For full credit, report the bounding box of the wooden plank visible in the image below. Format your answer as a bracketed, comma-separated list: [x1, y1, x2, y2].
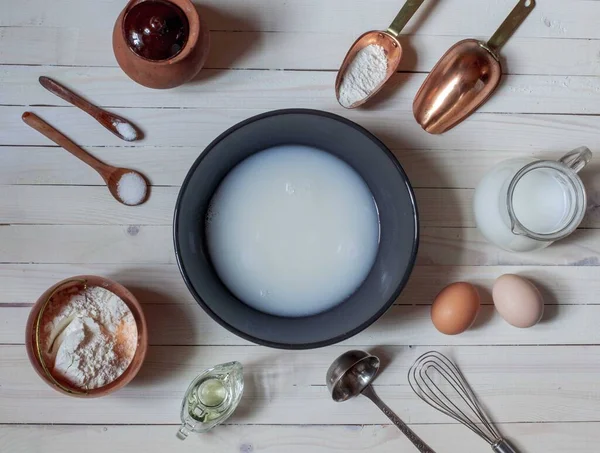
[0, 146, 198, 186]
[1, 0, 598, 40]
[2, 264, 598, 306]
[418, 189, 596, 231]
[0, 423, 598, 453]
[0, 225, 174, 264]
[397, 266, 600, 307]
[2, 28, 600, 75]
[0, 146, 196, 186]
[1, 345, 599, 424]
[0, 27, 117, 67]
[4, 106, 600, 152]
[2, 225, 599, 266]
[3, 146, 600, 192]
[400, 149, 600, 191]
[418, 227, 600, 266]
[2, 303, 600, 346]
[0, 264, 192, 304]
[3, 302, 600, 346]
[3, 182, 596, 228]
[0, 186, 178, 225]
[0, 186, 480, 228]
[4, 66, 600, 115]
[1, 181, 597, 231]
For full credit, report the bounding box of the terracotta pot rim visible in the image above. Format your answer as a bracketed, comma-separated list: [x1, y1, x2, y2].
[120, 0, 201, 65]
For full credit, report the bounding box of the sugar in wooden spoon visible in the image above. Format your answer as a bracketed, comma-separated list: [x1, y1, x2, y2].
[22, 112, 148, 206]
[39, 76, 140, 142]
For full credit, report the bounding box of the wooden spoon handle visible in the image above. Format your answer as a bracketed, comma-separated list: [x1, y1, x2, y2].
[22, 112, 111, 179]
[39, 76, 102, 118]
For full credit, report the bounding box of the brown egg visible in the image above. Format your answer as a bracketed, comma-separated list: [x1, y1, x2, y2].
[431, 282, 480, 335]
[493, 274, 544, 328]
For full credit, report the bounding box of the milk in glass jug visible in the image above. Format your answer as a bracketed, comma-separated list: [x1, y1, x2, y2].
[473, 147, 592, 252]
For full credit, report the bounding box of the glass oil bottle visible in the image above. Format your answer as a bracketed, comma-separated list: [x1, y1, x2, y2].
[177, 361, 244, 440]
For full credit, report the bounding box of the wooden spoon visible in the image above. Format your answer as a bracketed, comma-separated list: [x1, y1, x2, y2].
[39, 76, 140, 142]
[22, 112, 148, 206]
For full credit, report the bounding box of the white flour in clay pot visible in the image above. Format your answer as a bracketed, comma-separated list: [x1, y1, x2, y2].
[41, 285, 138, 390]
[338, 44, 388, 108]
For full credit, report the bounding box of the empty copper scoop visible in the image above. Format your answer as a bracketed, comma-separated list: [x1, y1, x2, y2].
[413, 0, 535, 134]
[336, 0, 426, 109]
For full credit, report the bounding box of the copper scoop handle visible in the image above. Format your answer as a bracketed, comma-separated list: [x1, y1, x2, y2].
[387, 0, 426, 37]
[487, 0, 536, 53]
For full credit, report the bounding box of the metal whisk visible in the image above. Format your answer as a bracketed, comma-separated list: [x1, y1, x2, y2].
[408, 351, 521, 453]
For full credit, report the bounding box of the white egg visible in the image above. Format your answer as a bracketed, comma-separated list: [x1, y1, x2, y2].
[493, 274, 544, 328]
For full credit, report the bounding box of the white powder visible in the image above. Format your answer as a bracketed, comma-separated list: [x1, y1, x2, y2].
[117, 172, 147, 205]
[42, 286, 138, 390]
[338, 44, 388, 108]
[113, 121, 138, 142]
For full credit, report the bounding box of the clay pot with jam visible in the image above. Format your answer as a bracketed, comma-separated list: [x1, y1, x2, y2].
[113, 0, 210, 89]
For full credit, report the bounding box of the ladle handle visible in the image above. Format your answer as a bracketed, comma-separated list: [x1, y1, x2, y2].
[387, 0, 426, 37]
[487, 0, 536, 53]
[22, 112, 112, 179]
[362, 386, 437, 453]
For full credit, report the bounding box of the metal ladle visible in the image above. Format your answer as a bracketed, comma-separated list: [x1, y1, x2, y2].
[413, 0, 536, 134]
[335, 0, 426, 109]
[326, 350, 436, 453]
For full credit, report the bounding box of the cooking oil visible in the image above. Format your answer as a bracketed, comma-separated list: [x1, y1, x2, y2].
[177, 361, 244, 439]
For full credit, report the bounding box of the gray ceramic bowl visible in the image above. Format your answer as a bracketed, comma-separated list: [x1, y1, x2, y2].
[174, 109, 418, 349]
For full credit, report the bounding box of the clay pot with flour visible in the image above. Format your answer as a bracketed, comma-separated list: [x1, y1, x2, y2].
[25, 275, 148, 398]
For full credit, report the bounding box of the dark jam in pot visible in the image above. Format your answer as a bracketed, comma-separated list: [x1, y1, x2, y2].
[124, 0, 190, 61]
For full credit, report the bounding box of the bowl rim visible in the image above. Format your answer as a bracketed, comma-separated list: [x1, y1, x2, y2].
[173, 108, 419, 349]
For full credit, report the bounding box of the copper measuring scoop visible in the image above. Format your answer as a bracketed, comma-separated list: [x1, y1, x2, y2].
[413, 0, 536, 134]
[336, 0, 426, 109]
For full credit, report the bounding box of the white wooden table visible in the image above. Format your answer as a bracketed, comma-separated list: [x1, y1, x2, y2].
[1, 0, 600, 451]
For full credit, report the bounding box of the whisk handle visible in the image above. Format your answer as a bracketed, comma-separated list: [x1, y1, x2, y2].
[493, 439, 520, 453]
[362, 386, 437, 453]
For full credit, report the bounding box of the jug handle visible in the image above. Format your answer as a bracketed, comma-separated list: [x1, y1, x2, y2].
[559, 146, 592, 173]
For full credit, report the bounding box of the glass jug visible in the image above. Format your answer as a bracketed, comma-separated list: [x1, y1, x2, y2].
[177, 361, 244, 440]
[473, 146, 592, 252]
